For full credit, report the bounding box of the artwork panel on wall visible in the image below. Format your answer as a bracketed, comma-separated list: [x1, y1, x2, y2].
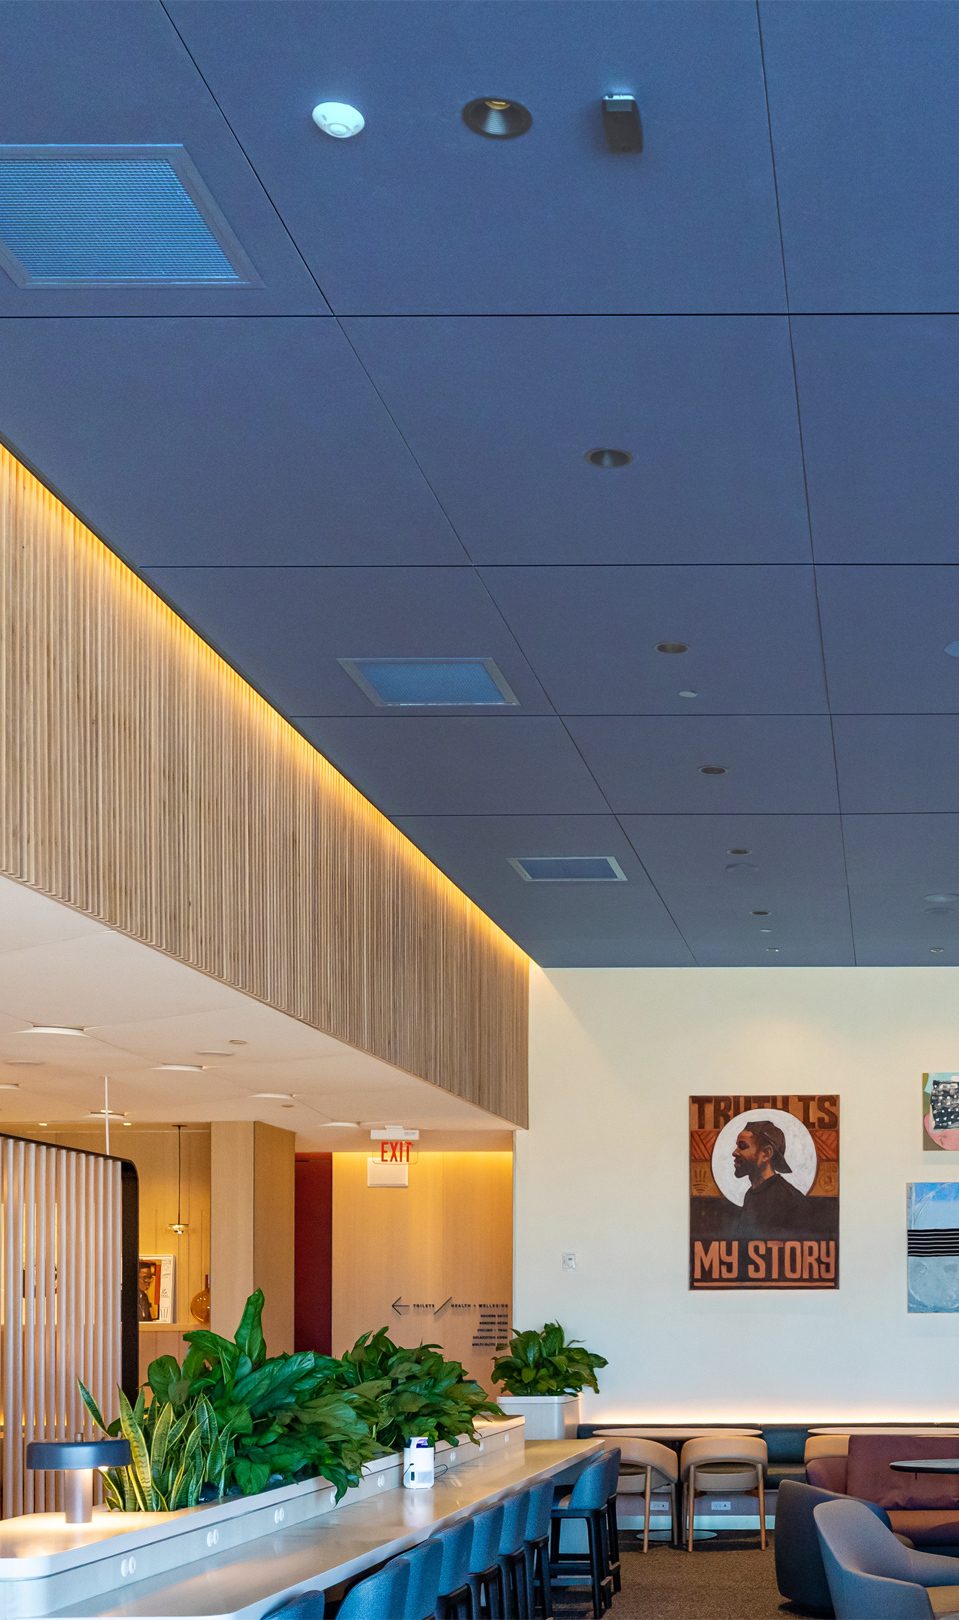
[138, 1254, 175, 1324]
[907, 1183, 959, 1313]
[922, 1073, 959, 1151]
[689, 1095, 839, 1290]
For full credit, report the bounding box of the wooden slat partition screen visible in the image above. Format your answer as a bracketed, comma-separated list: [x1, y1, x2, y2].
[0, 1137, 125, 1518]
[0, 444, 528, 1125]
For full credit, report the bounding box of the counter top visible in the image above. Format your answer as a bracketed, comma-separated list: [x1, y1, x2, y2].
[47, 1436, 601, 1620]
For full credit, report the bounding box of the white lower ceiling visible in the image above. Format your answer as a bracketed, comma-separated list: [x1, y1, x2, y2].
[0, 874, 514, 1151]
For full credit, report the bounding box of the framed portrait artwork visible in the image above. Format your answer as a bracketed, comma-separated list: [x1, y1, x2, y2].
[690, 1095, 840, 1290]
[137, 1254, 175, 1324]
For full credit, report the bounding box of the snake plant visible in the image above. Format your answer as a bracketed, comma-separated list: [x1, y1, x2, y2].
[78, 1382, 237, 1511]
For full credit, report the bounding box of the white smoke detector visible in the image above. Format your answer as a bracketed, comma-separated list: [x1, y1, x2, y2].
[312, 102, 365, 139]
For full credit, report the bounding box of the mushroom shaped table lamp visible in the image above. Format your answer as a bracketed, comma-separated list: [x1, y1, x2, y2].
[26, 1437, 131, 1523]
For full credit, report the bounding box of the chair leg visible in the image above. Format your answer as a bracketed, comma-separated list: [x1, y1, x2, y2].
[757, 1469, 767, 1551]
[669, 1482, 678, 1548]
[686, 1469, 696, 1552]
[642, 1468, 651, 1554]
[585, 1513, 603, 1619]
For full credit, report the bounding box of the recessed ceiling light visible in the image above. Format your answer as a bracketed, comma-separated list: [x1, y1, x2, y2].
[37, 1121, 49, 1128]
[931, 947, 945, 955]
[585, 448, 632, 469]
[678, 689, 699, 699]
[752, 909, 770, 917]
[196, 1050, 233, 1058]
[87, 1109, 126, 1121]
[25, 1025, 87, 1037]
[925, 894, 959, 907]
[727, 848, 751, 856]
[155, 1063, 206, 1073]
[341, 656, 518, 709]
[122, 1120, 132, 1126]
[655, 642, 688, 655]
[6, 1059, 44, 1067]
[945, 643, 959, 658]
[759, 928, 773, 934]
[252, 1092, 294, 1100]
[462, 98, 532, 139]
[699, 765, 727, 776]
[228, 1039, 247, 1046]
[0, 1083, 19, 1091]
[767, 947, 781, 954]
[325, 1120, 359, 1128]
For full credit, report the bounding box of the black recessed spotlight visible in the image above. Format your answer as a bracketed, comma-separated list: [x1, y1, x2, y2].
[727, 848, 750, 856]
[462, 98, 532, 138]
[656, 641, 688, 655]
[751, 909, 770, 917]
[698, 764, 727, 776]
[585, 448, 632, 469]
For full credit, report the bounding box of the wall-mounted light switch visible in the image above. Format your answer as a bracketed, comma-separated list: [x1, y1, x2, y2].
[562, 1252, 577, 1271]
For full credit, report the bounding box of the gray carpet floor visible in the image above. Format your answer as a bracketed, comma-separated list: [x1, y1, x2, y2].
[552, 1531, 819, 1620]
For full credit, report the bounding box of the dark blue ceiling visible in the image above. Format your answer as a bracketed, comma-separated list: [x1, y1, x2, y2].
[2, 0, 959, 967]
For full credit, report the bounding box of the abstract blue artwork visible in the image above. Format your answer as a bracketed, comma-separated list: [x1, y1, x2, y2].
[907, 1183, 959, 1312]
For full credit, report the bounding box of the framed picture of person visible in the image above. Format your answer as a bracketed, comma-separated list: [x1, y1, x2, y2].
[137, 1254, 175, 1324]
[689, 1096, 839, 1290]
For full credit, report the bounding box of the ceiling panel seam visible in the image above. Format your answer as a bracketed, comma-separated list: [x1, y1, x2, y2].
[157, 0, 330, 311]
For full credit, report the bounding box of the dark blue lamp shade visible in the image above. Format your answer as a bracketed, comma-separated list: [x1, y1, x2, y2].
[27, 1437, 131, 1523]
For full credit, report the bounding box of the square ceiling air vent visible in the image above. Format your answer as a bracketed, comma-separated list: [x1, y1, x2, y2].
[340, 657, 519, 708]
[509, 856, 628, 882]
[0, 146, 256, 286]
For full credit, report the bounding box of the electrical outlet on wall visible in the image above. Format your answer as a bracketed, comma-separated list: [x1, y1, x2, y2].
[711, 1500, 732, 1511]
[562, 1252, 576, 1271]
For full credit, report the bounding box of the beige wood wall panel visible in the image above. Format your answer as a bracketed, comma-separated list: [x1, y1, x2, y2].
[331, 1152, 512, 1389]
[210, 1122, 294, 1353]
[51, 1126, 211, 1384]
[0, 445, 528, 1126]
[0, 1138, 122, 1518]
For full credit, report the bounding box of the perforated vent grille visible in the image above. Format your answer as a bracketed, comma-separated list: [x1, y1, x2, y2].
[509, 856, 628, 882]
[340, 657, 519, 707]
[0, 148, 252, 285]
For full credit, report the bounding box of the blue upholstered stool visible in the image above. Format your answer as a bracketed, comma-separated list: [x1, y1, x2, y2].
[497, 1490, 532, 1617]
[524, 1481, 556, 1620]
[433, 1521, 474, 1619]
[397, 1538, 444, 1620]
[467, 1503, 506, 1619]
[337, 1558, 411, 1620]
[550, 1450, 621, 1619]
[263, 1592, 325, 1619]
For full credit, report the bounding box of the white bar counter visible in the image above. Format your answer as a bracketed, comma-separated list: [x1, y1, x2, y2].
[1, 1423, 602, 1620]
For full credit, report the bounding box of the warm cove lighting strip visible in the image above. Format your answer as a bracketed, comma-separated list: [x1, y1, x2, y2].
[0, 441, 529, 1120]
[1, 1136, 122, 1518]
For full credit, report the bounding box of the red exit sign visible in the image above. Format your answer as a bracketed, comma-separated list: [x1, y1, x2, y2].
[380, 1140, 411, 1164]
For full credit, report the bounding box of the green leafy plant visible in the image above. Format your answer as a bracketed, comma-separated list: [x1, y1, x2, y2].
[491, 1322, 608, 1396]
[323, 1328, 504, 1449]
[81, 1291, 382, 1509]
[78, 1383, 237, 1511]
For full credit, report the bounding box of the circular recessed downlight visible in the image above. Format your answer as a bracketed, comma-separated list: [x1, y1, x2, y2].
[727, 847, 751, 856]
[767, 947, 781, 954]
[37, 1121, 49, 1128]
[253, 1092, 294, 1100]
[655, 641, 688, 655]
[228, 1039, 247, 1046]
[759, 928, 773, 934]
[945, 643, 959, 658]
[585, 448, 632, 469]
[751, 909, 770, 917]
[931, 946, 945, 954]
[462, 97, 532, 138]
[156, 1063, 205, 1073]
[0, 1083, 19, 1091]
[699, 764, 727, 776]
[925, 894, 959, 907]
[678, 689, 699, 699]
[325, 1121, 360, 1128]
[311, 102, 365, 139]
[196, 1050, 233, 1058]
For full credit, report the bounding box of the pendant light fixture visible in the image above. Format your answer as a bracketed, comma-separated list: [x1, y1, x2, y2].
[168, 1124, 188, 1236]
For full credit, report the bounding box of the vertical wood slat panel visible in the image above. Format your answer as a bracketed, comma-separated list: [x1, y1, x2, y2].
[1, 1143, 123, 1518]
[0, 444, 528, 1126]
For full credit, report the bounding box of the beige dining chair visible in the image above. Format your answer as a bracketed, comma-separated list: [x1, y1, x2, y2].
[679, 1435, 768, 1552]
[612, 1438, 680, 1551]
[804, 1434, 850, 1465]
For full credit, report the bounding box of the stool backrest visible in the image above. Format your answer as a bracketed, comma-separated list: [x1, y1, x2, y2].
[524, 1480, 554, 1542]
[499, 1489, 532, 1555]
[469, 1502, 505, 1570]
[263, 1592, 325, 1619]
[398, 1539, 444, 1620]
[338, 1559, 410, 1620]
[433, 1521, 473, 1597]
[569, 1449, 621, 1510]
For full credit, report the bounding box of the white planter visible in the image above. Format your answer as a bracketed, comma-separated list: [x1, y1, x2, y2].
[496, 1394, 581, 1440]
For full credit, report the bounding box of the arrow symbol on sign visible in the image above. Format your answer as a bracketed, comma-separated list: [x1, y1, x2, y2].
[433, 1296, 453, 1319]
[392, 1296, 410, 1316]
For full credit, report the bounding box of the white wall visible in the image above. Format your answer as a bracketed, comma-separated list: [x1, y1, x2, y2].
[514, 966, 959, 1421]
